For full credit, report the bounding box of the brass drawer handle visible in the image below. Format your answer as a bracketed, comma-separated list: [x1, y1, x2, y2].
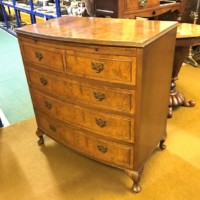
[93, 92, 105, 101]
[95, 118, 107, 128]
[45, 101, 52, 110]
[49, 124, 56, 132]
[35, 51, 43, 61]
[91, 61, 104, 73]
[40, 77, 48, 86]
[138, 0, 147, 7]
[97, 145, 108, 153]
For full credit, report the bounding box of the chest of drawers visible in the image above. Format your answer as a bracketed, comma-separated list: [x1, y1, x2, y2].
[16, 16, 177, 193]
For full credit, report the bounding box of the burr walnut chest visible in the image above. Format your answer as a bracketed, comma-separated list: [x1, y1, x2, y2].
[16, 16, 177, 193]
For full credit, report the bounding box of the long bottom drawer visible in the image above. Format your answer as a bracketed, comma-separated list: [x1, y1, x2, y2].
[36, 111, 134, 169]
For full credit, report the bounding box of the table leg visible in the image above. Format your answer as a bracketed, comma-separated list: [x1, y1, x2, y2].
[184, 46, 199, 67]
[168, 78, 195, 118]
[168, 45, 196, 118]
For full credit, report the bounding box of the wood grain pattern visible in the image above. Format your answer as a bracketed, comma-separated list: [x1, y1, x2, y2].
[37, 111, 134, 169]
[32, 89, 134, 142]
[16, 16, 177, 193]
[22, 43, 64, 71]
[27, 68, 135, 114]
[65, 51, 136, 84]
[16, 16, 177, 47]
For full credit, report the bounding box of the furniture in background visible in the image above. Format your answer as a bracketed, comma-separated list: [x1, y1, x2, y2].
[168, 23, 200, 117]
[179, 0, 200, 24]
[16, 16, 177, 193]
[94, 0, 185, 19]
[159, 0, 200, 67]
[183, 0, 200, 67]
[0, 0, 188, 35]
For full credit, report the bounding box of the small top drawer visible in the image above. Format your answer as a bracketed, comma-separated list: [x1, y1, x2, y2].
[65, 50, 136, 85]
[21, 43, 64, 71]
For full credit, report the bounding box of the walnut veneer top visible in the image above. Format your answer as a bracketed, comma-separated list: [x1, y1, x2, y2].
[16, 16, 177, 47]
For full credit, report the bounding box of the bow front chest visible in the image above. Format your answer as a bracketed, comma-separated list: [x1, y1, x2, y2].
[16, 16, 177, 192]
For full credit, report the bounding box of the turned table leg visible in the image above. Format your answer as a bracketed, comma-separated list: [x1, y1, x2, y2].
[184, 46, 199, 67]
[168, 44, 196, 118]
[168, 78, 195, 118]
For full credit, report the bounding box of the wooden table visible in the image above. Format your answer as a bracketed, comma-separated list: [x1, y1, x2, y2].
[168, 23, 200, 118]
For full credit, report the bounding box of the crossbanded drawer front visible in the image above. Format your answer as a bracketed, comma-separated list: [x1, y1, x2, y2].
[77, 133, 133, 169]
[65, 51, 136, 85]
[36, 111, 77, 147]
[27, 68, 135, 113]
[36, 111, 133, 169]
[22, 44, 64, 71]
[32, 90, 134, 142]
[36, 112, 61, 141]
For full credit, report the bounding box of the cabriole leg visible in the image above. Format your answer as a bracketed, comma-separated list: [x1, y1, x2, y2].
[159, 137, 166, 150]
[124, 169, 143, 193]
[159, 131, 167, 150]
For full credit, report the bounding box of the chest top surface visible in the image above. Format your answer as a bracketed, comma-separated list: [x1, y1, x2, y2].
[16, 16, 177, 47]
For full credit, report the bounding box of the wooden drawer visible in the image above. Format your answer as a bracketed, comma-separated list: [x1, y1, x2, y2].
[27, 68, 135, 113]
[77, 132, 134, 169]
[65, 50, 136, 85]
[21, 43, 64, 71]
[126, 0, 159, 10]
[36, 111, 76, 147]
[32, 89, 134, 142]
[36, 112, 61, 141]
[36, 111, 133, 169]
